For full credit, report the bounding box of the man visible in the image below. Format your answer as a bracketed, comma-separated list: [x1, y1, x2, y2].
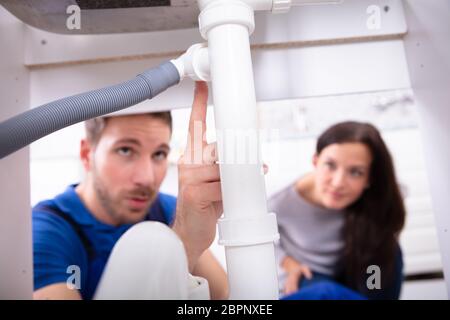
[32, 82, 228, 299]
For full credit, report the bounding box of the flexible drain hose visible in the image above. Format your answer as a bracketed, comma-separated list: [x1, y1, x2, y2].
[0, 61, 180, 159]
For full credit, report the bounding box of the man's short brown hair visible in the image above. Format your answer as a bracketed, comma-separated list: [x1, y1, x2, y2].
[85, 112, 172, 145]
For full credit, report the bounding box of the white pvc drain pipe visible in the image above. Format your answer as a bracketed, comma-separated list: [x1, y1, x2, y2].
[199, 0, 280, 300]
[193, 0, 343, 300]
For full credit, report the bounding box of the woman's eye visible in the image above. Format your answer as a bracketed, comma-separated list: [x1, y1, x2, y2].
[153, 150, 168, 161]
[350, 169, 363, 177]
[117, 147, 133, 156]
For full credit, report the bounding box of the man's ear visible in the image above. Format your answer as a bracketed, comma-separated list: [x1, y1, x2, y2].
[80, 139, 93, 171]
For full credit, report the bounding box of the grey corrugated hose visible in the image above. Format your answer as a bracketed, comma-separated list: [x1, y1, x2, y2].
[0, 61, 180, 159]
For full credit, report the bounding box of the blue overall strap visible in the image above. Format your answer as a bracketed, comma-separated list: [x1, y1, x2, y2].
[34, 204, 95, 260]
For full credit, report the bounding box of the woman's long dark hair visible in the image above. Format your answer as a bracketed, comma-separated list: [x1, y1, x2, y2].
[316, 121, 406, 291]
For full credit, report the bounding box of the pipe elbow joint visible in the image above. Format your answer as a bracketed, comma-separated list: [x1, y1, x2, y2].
[171, 43, 211, 82]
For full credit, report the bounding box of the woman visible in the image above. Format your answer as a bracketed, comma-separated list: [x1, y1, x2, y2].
[269, 121, 406, 300]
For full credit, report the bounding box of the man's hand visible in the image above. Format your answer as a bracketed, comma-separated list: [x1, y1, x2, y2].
[282, 255, 313, 295]
[172, 82, 223, 273]
[33, 283, 82, 300]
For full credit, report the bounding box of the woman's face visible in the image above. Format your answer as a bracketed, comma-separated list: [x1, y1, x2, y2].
[313, 142, 372, 210]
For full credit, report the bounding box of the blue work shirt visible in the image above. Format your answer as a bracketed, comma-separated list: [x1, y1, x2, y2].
[32, 184, 176, 300]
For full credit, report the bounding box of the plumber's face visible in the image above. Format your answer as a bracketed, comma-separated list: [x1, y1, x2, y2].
[313, 142, 372, 210]
[89, 115, 171, 224]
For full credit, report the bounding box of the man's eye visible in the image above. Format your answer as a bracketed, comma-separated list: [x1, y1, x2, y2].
[325, 161, 335, 169]
[153, 150, 168, 161]
[117, 147, 133, 156]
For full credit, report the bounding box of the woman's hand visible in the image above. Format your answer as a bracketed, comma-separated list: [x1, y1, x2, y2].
[282, 255, 313, 295]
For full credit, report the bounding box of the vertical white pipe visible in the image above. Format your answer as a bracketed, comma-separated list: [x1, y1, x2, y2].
[199, 0, 279, 299]
[208, 24, 267, 220]
[225, 243, 279, 299]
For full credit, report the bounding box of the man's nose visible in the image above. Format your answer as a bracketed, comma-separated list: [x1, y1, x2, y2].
[132, 158, 156, 187]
